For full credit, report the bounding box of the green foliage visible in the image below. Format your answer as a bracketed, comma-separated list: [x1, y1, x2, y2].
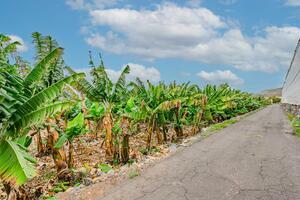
[0, 34, 85, 186]
[87, 102, 105, 119]
[45, 197, 57, 200]
[0, 140, 36, 185]
[0, 33, 271, 190]
[17, 135, 33, 148]
[208, 119, 237, 132]
[55, 112, 86, 148]
[32, 32, 65, 87]
[288, 114, 296, 121]
[98, 163, 113, 173]
[128, 169, 139, 179]
[51, 181, 70, 193]
[140, 146, 161, 155]
[291, 118, 300, 137]
[23, 47, 63, 90]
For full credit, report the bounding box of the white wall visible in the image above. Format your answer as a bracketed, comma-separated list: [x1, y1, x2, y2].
[282, 39, 300, 105]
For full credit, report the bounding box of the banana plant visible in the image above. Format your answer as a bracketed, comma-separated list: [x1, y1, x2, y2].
[55, 112, 86, 168]
[67, 53, 130, 161]
[86, 102, 105, 138]
[113, 97, 140, 163]
[0, 35, 84, 198]
[130, 80, 184, 150]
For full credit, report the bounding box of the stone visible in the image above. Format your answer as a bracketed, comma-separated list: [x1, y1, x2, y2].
[82, 177, 93, 186]
[168, 143, 177, 153]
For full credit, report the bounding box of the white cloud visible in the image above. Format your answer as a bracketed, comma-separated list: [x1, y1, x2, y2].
[286, 0, 300, 6]
[74, 63, 161, 83]
[8, 35, 28, 52]
[66, 0, 118, 10]
[106, 63, 161, 83]
[192, 26, 300, 72]
[197, 70, 244, 85]
[82, 3, 300, 73]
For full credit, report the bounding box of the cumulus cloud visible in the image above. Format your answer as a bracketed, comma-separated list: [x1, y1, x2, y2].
[106, 63, 161, 83]
[87, 3, 226, 56]
[286, 0, 300, 6]
[193, 26, 300, 72]
[78, 3, 300, 73]
[197, 70, 244, 85]
[74, 63, 161, 83]
[8, 35, 28, 52]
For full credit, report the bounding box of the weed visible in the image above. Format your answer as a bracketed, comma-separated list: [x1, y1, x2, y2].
[209, 119, 237, 132]
[98, 163, 113, 173]
[128, 169, 139, 179]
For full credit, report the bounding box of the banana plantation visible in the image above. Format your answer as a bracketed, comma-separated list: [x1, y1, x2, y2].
[0, 33, 273, 199]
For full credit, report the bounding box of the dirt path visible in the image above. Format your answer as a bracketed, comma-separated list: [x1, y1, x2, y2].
[59, 104, 300, 200]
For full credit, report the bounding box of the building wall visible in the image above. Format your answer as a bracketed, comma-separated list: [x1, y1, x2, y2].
[282, 39, 300, 105]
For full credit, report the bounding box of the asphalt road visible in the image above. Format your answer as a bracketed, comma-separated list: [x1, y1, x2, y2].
[59, 104, 300, 200]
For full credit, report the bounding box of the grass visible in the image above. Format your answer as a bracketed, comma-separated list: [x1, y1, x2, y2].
[128, 169, 139, 179]
[208, 119, 238, 132]
[292, 119, 300, 137]
[198, 118, 238, 140]
[286, 113, 300, 137]
[288, 113, 296, 121]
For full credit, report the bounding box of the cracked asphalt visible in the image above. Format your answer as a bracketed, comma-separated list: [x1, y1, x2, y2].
[70, 104, 300, 200]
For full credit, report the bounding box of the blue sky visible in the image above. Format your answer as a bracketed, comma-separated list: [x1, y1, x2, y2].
[1, 0, 300, 92]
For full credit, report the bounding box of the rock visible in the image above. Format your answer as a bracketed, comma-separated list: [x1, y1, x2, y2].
[82, 178, 93, 186]
[93, 176, 105, 183]
[168, 143, 177, 153]
[78, 167, 88, 176]
[119, 165, 129, 177]
[107, 169, 115, 177]
[96, 169, 104, 176]
[90, 168, 97, 175]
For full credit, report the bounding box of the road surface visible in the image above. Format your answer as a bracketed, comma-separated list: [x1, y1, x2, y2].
[66, 104, 300, 200]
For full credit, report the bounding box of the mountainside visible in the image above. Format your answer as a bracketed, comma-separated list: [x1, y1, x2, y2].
[260, 88, 282, 97]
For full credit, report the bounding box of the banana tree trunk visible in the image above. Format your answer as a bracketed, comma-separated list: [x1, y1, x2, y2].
[162, 125, 168, 143]
[103, 113, 114, 161]
[68, 141, 74, 168]
[95, 120, 103, 139]
[36, 130, 45, 156]
[156, 125, 163, 145]
[81, 93, 92, 130]
[52, 139, 68, 172]
[174, 108, 183, 139]
[146, 119, 154, 151]
[121, 135, 129, 164]
[46, 119, 67, 171]
[46, 118, 53, 154]
[191, 126, 197, 135]
[174, 126, 183, 139]
[121, 117, 130, 163]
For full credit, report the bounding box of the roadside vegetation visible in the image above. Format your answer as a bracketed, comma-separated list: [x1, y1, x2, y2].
[0, 33, 274, 199]
[286, 113, 300, 137]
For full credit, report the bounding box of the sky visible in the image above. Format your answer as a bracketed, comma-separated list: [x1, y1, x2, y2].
[1, 0, 300, 92]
